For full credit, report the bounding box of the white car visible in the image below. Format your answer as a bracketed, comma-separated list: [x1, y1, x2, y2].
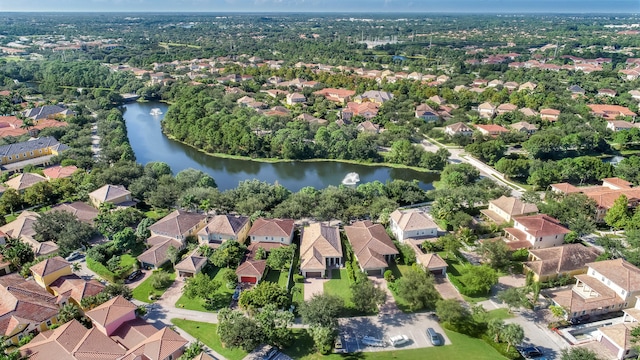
[389, 334, 409, 347]
[361, 336, 386, 347]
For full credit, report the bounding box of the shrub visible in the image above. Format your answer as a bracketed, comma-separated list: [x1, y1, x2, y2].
[151, 271, 172, 290]
[511, 248, 529, 262]
[294, 274, 305, 283]
[481, 334, 520, 360]
[384, 269, 394, 282]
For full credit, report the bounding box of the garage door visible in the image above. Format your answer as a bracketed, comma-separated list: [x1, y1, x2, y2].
[306, 272, 322, 278]
[366, 269, 382, 276]
[240, 276, 257, 284]
[431, 269, 444, 276]
[0, 268, 5, 276]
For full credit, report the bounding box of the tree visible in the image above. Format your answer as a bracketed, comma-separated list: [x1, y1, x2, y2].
[166, 245, 180, 266]
[33, 211, 95, 256]
[266, 245, 295, 270]
[440, 163, 480, 188]
[350, 277, 387, 313]
[479, 239, 511, 270]
[255, 304, 294, 348]
[435, 299, 471, 330]
[178, 341, 204, 360]
[395, 267, 439, 311]
[217, 308, 264, 351]
[308, 325, 335, 355]
[604, 194, 631, 230]
[560, 347, 600, 360]
[0, 237, 34, 269]
[0, 188, 22, 214]
[183, 272, 221, 303]
[502, 323, 524, 352]
[57, 303, 82, 324]
[460, 265, 498, 296]
[496, 287, 527, 313]
[102, 283, 133, 299]
[151, 271, 172, 290]
[239, 281, 290, 309]
[299, 293, 344, 329]
[549, 305, 566, 320]
[487, 318, 505, 343]
[221, 268, 238, 288]
[210, 240, 247, 268]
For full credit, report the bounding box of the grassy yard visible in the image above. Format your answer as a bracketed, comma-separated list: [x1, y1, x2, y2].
[132, 268, 176, 303]
[175, 266, 235, 312]
[486, 308, 514, 321]
[144, 209, 170, 220]
[444, 256, 491, 303]
[86, 254, 138, 283]
[284, 328, 506, 360]
[265, 268, 289, 288]
[324, 269, 356, 312]
[386, 262, 415, 312]
[171, 319, 247, 360]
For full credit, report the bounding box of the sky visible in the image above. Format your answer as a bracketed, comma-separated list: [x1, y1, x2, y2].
[1, 0, 639, 13]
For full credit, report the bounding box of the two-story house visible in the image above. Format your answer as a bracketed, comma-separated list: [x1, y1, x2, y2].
[137, 210, 208, 269]
[0, 211, 58, 257]
[0, 137, 69, 168]
[88, 184, 133, 209]
[444, 122, 474, 137]
[474, 124, 509, 137]
[548, 259, 640, 321]
[523, 244, 599, 282]
[389, 209, 439, 242]
[345, 220, 399, 276]
[247, 218, 295, 245]
[503, 214, 571, 250]
[477, 102, 496, 118]
[482, 196, 539, 224]
[415, 104, 439, 122]
[299, 223, 343, 278]
[197, 214, 251, 247]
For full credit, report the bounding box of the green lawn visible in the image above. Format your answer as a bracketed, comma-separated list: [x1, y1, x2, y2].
[444, 256, 491, 303]
[324, 269, 355, 309]
[386, 262, 415, 312]
[86, 254, 138, 283]
[285, 328, 506, 360]
[132, 269, 176, 303]
[486, 308, 514, 321]
[171, 319, 247, 360]
[175, 266, 235, 312]
[265, 268, 289, 288]
[144, 209, 170, 220]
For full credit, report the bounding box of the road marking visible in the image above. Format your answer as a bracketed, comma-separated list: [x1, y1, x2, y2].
[408, 330, 417, 348]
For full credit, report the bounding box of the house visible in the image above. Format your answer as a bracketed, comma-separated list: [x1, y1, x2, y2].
[22, 105, 75, 121]
[0, 211, 58, 257]
[607, 120, 638, 132]
[48, 274, 104, 308]
[0, 274, 60, 345]
[48, 201, 99, 225]
[523, 244, 599, 282]
[488, 79, 504, 88]
[299, 223, 343, 278]
[548, 259, 640, 321]
[353, 90, 394, 105]
[197, 214, 250, 247]
[509, 121, 538, 135]
[415, 104, 439, 122]
[29, 256, 72, 290]
[474, 124, 509, 137]
[407, 242, 448, 276]
[496, 103, 518, 115]
[588, 104, 637, 121]
[568, 85, 586, 95]
[540, 108, 561, 122]
[344, 220, 399, 276]
[0, 116, 68, 138]
[503, 214, 571, 250]
[429, 95, 447, 105]
[313, 88, 356, 104]
[4, 172, 47, 191]
[482, 196, 539, 224]
[598, 89, 617, 97]
[175, 250, 208, 278]
[296, 113, 328, 125]
[0, 136, 69, 167]
[20, 296, 188, 360]
[0, 255, 11, 276]
[42, 165, 78, 180]
[285, 92, 306, 105]
[519, 108, 539, 117]
[444, 122, 474, 137]
[88, 184, 133, 208]
[342, 102, 379, 121]
[518, 81, 537, 91]
[247, 218, 295, 245]
[629, 90, 640, 101]
[356, 120, 381, 134]
[235, 259, 267, 284]
[389, 209, 439, 242]
[138, 210, 207, 269]
[477, 102, 496, 118]
[504, 82, 519, 91]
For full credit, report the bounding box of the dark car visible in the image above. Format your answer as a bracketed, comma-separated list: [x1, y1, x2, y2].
[126, 270, 143, 283]
[570, 314, 591, 325]
[519, 346, 544, 358]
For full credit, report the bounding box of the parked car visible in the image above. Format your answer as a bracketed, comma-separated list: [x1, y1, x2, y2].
[361, 336, 386, 347]
[570, 314, 590, 325]
[389, 334, 410, 347]
[427, 328, 442, 346]
[126, 270, 143, 283]
[232, 287, 241, 301]
[334, 336, 346, 353]
[65, 251, 83, 262]
[519, 346, 545, 359]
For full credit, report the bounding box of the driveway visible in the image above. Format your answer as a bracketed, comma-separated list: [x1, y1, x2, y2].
[303, 277, 327, 301]
[369, 276, 400, 315]
[338, 313, 448, 353]
[434, 276, 464, 302]
[505, 309, 568, 359]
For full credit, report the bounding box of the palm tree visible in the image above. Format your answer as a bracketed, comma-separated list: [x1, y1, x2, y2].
[502, 323, 524, 352]
[71, 262, 81, 272]
[57, 303, 81, 324]
[487, 318, 505, 343]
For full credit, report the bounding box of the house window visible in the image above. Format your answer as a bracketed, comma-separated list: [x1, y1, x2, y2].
[46, 320, 52, 327]
[30, 151, 33, 156]
[8, 156, 11, 160]
[39, 149, 42, 154]
[23, 153, 26, 157]
[281, 237, 284, 242]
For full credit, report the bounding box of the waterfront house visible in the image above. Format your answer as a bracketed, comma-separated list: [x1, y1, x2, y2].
[88, 184, 133, 208]
[197, 214, 250, 247]
[299, 223, 342, 278]
[247, 218, 295, 245]
[482, 196, 539, 224]
[503, 214, 571, 250]
[389, 209, 439, 242]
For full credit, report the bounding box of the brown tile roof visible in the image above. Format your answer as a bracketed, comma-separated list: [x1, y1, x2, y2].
[48, 275, 104, 305]
[175, 250, 207, 273]
[300, 223, 342, 271]
[602, 177, 633, 189]
[547, 277, 622, 314]
[193, 353, 217, 360]
[344, 221, 398, 270]
[474, 124, 510, 133]
[588, 104, 636, 119]
[235, 259, 267, 279]
[42, 165, 78, 179]
[120, 327, 188, 360]
[88, 184, 130, 203]
[446, 122, 473, 133]
[490, 196, 539, 217]
[0, 274, 59, 336]
[513, 214, 571, 237]
[149, 210, 206, 239]
[198, 214, 249, 238]
[48, 202, 99, 225]
[550, 182, 581, 194]
[598, 322, 637, 352]
[29, 256, 70, 277]
[248, 218, 295, 238]
[20, 319, 126, 360]
[585, 188, 640, 209]
[0, 211, 58, 257]
[390, 209, 438, 232]
[407, 242, 447, 270]
[510, 121, 538, 132]
[5, 172, 47, 191]
[85, 295, 137, 330]
[525, 244, 599, 277]
[588, 259, 640, 293]
[137, 237, 183, 267]
[109, 318, 160, 351]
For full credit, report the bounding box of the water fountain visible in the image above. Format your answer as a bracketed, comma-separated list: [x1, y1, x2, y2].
[150, 108, 163, 116]
[341, 172, 360, 186]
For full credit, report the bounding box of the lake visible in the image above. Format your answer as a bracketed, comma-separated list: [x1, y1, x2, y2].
[123, 101, 438, 191]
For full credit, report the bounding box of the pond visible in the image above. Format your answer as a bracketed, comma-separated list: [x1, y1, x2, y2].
[123, 101, 438, 191]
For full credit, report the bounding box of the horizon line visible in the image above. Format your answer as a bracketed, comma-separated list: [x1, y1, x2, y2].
[2, 11, 639, 15]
